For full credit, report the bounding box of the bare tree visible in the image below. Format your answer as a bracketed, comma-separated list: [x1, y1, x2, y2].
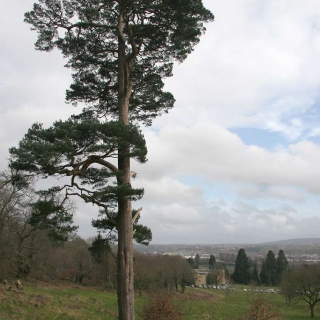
[281, 264, 320, 317]
[0, 171, 26, 233]
[0, 170, 76, 280]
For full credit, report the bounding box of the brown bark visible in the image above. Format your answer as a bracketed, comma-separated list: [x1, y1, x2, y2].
[117, 193, 134, 320]
[116, 11, 135, 320]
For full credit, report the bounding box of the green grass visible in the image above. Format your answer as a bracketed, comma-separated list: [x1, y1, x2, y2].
[0, 283, 320, 319]
[0, 284, 120, 320]
[180, 286, 320, 320]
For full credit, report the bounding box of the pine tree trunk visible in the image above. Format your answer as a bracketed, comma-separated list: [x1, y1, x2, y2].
[117, 195, 134, 320]
[116, 13, 135, 319]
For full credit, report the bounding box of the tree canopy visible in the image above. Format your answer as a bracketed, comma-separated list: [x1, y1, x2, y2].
[24, 0, 214, 125]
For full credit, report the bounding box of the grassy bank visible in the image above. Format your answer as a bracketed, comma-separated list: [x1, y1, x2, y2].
[0, 283, 319, 319]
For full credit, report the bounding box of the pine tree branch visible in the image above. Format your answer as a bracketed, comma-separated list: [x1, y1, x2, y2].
[132, 207, 142, 224]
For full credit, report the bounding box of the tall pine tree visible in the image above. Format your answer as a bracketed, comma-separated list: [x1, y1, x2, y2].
[209, 254, 216, 269]
[260, 261, 271, 286]
[12, 1, 214, 319]
[265, 250, 277, 286]
[276, 249, 288, 285]
[232, 248, 251, 285]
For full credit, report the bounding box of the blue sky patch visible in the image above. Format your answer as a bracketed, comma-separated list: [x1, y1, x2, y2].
[231, 127, 289, 150]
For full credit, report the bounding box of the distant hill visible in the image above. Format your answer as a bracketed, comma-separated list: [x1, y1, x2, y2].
[260, 238, 320, 246]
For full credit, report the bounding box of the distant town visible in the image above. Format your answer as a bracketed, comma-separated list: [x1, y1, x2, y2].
[134, 238, 320, 264]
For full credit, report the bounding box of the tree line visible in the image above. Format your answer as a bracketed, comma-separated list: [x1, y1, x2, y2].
[232, 248, 288, 286]
[4, 172, 320, 319]
[0, 170, 117, 285]
[0, 170, 194, 293]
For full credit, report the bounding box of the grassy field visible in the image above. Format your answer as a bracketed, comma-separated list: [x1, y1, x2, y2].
[0, 282, 319, 319]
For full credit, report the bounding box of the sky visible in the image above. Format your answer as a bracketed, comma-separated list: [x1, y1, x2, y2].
[2, 0, 320, 244]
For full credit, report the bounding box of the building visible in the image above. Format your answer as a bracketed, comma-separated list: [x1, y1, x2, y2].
[194, 269, 226, 287]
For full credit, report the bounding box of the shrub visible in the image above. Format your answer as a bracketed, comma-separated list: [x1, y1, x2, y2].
[237, 294, 281, 320]
[140, 292, 182, 320]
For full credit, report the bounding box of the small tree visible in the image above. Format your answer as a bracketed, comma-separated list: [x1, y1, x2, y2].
[88, 233, 113, 264]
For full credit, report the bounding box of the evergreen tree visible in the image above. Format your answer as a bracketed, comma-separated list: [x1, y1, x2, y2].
[88, 233, 112, 264]
[260, 261, 271, 286]
[265, 250, 277, 286]
[232, 248, 251, 284]
[29, 189, 78, 242]
[10, 119, 151, 245]
[209, 254, 216, 269]
[195, 253, 200, 269]
[18, 1, 213, 318]
[276, 249, 288, 285]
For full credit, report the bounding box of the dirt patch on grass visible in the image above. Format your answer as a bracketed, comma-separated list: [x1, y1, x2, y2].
[0, 282, 51, 308]
[179, 289, 223, 302]
[25, 280, 115, 294]
[142, 288, 223, 302]
[29, 293, 50, 308]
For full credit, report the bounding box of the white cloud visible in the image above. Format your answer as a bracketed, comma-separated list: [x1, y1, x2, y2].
[159, 0, 320, 138]
[136, 122, 320, 194]
[234, 185, 305, 202]
[135, 177, 203, 206]
[3, 0, 320, 243]
[139, 196, 320, 244]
